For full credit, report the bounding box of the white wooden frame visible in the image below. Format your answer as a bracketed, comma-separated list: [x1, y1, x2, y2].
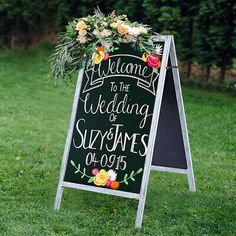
[54, 35, 195, 228]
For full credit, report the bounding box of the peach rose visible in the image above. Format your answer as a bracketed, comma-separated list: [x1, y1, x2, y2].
[94, 169, 109, 186]
[76, 21, 87, 31]
[117, 25, 128, 35]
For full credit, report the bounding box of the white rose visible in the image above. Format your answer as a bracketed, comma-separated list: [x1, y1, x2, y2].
[110, 22, 118, 28]
[93, 29, 103, 38]
[138, 26, 148, 34]
[101, 40, 112, 49]
[101, 29, 112, 37]
[127, 26, 141, 37]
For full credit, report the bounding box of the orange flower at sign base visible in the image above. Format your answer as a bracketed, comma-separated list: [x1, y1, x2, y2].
[110, 181, 119, 189]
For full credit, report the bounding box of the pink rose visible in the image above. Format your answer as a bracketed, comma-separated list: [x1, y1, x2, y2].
[92, 168, 99, 176]
[146, 53, 161, 68]
[105, 179, 111, 187]
[104, 52, 109, 60]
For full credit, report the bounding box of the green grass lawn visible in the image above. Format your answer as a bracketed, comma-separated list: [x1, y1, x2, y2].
[0, 44, 235, 236]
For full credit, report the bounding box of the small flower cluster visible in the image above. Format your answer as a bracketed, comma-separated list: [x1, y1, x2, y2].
[51, 8, 163, 81]
[92, 168, 119, 190]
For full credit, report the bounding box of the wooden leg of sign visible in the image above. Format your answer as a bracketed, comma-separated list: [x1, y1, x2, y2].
[54, 185, 63, 210]
[170, 36, 196, 192]
[135, 36, 172, 228]
[54, 69, 84, 210]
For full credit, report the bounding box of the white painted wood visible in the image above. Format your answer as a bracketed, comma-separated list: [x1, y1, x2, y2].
[62, 181, 140, 200]
[135, 36, 172, 228]
[169, 36, 196, 192]
[54, 69, 84, 210]
[151, 166, 187, 174]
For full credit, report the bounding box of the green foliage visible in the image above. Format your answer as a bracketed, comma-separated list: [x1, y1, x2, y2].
[0, 46, 236, 235]
[195, 0, 236, 81]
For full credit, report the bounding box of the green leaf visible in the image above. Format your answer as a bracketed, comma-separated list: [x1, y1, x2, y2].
[131, 177, 135, 181]
[124, 173, 128, 180]
[130, 171, 134, 177]
[124, 179, 129, 185]
[88, 177, 94, 183]
[81, 168, 86, 178]
[137, 168, 143, 174]
[70, 160, 76, 167]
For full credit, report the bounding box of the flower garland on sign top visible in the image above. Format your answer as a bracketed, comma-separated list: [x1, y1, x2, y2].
[70, 160, 143, 190]
[51, 8, 163, 81]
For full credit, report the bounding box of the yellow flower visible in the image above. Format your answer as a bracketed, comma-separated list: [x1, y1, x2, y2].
[142, 52, 150, 62]
[117, 24, 128, 35]
[76, 21, 87, 31]
[93, 51, 105, 64]
[94, 169, 109, 186]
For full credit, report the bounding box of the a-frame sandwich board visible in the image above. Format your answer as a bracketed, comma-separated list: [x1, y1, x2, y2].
[54, 35, 195, 229]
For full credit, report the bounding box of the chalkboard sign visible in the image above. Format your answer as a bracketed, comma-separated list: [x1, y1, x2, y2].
[54, 36, 195, 228]
[63, 42, 164, 194]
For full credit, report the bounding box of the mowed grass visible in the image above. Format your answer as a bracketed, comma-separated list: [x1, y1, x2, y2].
[0, 44, 235, 236]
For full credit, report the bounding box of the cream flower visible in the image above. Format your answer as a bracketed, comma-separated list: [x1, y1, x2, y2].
[122, 34, 134, 43]
[110, 20, 123, 28]
[110, 22, 118, 28]
[79, 29, 87, 36]
[138, 26, 148, 34]
[127, 26, 141, 37]
[93, 29, 112, 38]
[101, 29, 112, 37]
[108, 170, 117, 181]
[93, 29, 100, 36]
[101, 40, 112, 49]
[77, 35, 87, 44]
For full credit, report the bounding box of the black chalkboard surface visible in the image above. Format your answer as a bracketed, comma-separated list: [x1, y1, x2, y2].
[63, 43, 164, 194]
[152, 60, 187, 169]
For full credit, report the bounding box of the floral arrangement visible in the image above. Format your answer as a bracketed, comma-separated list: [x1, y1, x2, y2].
[71, 160, 143, 190]
[51, 8, 163, 81]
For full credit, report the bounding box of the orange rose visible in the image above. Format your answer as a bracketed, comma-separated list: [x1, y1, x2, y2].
[117, 25, 128, 35]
